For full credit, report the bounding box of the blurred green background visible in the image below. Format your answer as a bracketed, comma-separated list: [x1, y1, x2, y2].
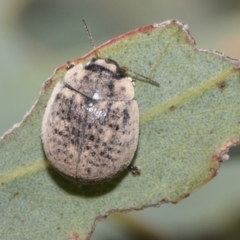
[1, 0, 240, 239]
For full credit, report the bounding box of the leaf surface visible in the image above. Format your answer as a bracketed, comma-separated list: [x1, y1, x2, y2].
[1, 20, 240, 240]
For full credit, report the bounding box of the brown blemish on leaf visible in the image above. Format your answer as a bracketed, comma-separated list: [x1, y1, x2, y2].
[218, 81, 227, 92]
[169, 105, 176, 111]
[13, 191, 19, 197]
[209, 168, 219, 178]
[67, 232, 81, 240]
[185, 33, 196, 45]
[171, 193, 191, 203]
[234, 63, 240, 69]
[183, 193, 190, 199]
[212, 139, 240, 163]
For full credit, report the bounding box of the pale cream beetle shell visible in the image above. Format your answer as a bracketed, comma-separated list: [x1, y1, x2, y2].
[41, 58, 139, 184]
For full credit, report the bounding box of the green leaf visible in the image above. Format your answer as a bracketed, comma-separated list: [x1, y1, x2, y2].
[0, 20, 240, 240]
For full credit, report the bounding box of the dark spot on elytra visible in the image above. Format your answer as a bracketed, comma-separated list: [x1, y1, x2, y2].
[98, 129, 103, 134]
[108, 82, 114, 91]
[100, 151, 105, 156]
[121, 86, 126, 92]
[106, 154, 112, 160]
[70, 154, 73, 159]
[78, 116, 82, 124]
[88, 124, 92, 129]
[123, 109, 130, 126]
[64, 99, 69, 105]
[89, 135, 95, 141]
[56, 93, 62, 101]
[91, 152, 96, 156]
[107, 102, 113, 108]
[83, 75, 88, 82]
[71, 127, 76, 135]
[115, 125, 119, 131]
[86, 146, 91, 150]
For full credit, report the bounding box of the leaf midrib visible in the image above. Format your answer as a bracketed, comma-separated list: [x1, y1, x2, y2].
[140, 67, 237, 124]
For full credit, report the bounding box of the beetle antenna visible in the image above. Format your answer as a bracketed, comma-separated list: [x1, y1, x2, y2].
[82, 19, 100, 57]
[122, 67, 160, 87]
